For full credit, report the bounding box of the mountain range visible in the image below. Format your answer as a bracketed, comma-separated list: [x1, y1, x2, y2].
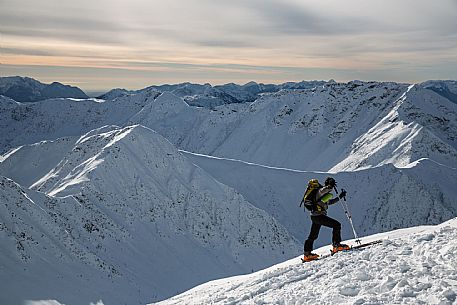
[98, 80, 326, 108]
[0, 76, 88, 102]
[1, 77, 456, 305]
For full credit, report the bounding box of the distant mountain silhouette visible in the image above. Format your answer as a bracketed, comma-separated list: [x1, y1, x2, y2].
[0, 76, 88, 102]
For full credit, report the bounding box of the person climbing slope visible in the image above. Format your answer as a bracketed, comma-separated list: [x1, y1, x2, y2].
[300, 177, 349, 262]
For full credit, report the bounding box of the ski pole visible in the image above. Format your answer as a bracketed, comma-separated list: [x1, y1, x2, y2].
[335, 187, 361, 245]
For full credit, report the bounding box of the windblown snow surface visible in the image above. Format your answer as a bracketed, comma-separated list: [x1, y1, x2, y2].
[153, 218, 457, 305]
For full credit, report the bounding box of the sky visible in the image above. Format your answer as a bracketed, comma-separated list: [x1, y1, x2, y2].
[1, 0, 457, 92]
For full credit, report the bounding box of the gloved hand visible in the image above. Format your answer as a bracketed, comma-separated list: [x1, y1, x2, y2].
[339, 190, 347, 199]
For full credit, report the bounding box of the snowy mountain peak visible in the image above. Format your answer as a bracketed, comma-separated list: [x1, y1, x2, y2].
[97, 88, 136, 100]
[155, 91, 190, 109]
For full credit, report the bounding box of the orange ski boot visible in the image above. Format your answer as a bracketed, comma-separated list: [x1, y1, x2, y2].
[302, 252, 319, 262]
[331, 243, 350, 255]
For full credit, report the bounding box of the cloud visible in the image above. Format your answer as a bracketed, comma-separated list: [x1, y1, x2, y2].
[2, 0, 455, 47]
[192, 39, 254, 48]
[227, 0, 365, 36]
[0, 12, 127, 44]
[1, 47, 55, 57]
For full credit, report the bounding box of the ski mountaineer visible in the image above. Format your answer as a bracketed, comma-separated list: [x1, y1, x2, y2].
[301, 177, 349, 262]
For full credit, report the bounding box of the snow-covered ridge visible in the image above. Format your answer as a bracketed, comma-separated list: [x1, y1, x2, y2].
[152, 218, 457, 305]
[128, 80, 457, 171]
[331, 84, 457, 171]
[0, 89, 160, 154]
[0, 124, 299, 305]
[99, 80, 327, 108]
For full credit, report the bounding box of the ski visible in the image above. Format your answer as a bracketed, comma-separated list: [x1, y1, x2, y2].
[301, 239, 383, 263]
[351, 239, 383, 250]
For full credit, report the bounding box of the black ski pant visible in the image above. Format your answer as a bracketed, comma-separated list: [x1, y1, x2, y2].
[304, 214, 341, 253]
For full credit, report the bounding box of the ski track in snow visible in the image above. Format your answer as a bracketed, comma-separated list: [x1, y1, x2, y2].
[180, 150, 322, 174]
[152, 220, 457, 305]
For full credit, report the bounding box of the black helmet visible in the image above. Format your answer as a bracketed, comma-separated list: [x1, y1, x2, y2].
[324, 177, 336, 187]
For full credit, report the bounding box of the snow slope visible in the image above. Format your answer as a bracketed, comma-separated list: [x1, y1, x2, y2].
[0, 89, 159, 154]
[422, 80, 457, 105]
[183, 151, 457, 246]
[331, 83, 457, 171]
[129, 81, 457, 171]
[152, 217, 457, 305]
[0, 135, 79, 187]
[0, 125, 299, 305]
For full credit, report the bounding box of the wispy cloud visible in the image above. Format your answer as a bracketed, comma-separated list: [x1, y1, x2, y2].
[226, 0, 368, 36]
